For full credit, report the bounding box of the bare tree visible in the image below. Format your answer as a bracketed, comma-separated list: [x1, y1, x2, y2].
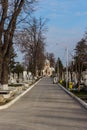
[46, 52, 55, 67]
[74, 38, 87, 91]
[15, 17, 47, 76]
[74, 38, 87, 73]
[0, 0, 37, 89]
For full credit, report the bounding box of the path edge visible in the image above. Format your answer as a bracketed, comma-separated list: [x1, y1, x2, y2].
[0, 79, 41, 110]
[58, 83, 87, 110]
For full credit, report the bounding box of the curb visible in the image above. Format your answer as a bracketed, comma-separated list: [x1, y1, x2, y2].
[0, 79, 41, 110]
[58, 83, 87, 110]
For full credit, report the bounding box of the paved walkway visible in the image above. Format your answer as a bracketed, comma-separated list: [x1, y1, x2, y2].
[0, 77, 87, 130]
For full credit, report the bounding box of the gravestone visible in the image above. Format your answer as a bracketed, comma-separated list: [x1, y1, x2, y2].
[23, 71, 27, 82]
[9, 73, 15, 84]
[28, 72, 32, 80]
[13, 73, 18, 83]
[18, 73, 23, 83]
[82, 70, 87, 87]
[72, 72, 78, 85]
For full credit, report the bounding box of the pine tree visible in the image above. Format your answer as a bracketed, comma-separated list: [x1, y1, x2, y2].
[9, 46, 17, 73]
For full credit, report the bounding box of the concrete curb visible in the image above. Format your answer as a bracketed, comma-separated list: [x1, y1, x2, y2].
[0, 79, 41, 110]
[58, 83, 87, 110]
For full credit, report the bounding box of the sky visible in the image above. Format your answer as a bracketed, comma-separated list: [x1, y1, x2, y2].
[34, 0, 87, 65]
[16, 0, 87, 66]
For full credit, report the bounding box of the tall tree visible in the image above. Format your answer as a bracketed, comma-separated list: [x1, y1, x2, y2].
[0, 0, 36, 88]
[74, 38, 87, 90]
[74, 38, 87, 74]
[46, 52, 55, 67]
[9, 46, 17, 73]
[55, 57, 63, 79]
[16, 17, 47, 76]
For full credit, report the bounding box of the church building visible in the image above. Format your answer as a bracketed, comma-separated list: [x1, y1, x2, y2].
[42, 59, 55, 76]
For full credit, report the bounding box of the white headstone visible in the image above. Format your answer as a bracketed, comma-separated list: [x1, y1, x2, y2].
[23, 71, 27, 81]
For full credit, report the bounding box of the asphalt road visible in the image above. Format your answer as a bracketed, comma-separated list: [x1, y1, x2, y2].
[0, 77, 87, 130]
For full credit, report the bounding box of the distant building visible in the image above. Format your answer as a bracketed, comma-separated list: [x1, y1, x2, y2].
[42, 59, 55, 76]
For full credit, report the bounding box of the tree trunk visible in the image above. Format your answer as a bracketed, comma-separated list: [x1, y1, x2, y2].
[0, 51, 3, 88]
[1, 56, 9, 90]
[77, 73, 81, 92]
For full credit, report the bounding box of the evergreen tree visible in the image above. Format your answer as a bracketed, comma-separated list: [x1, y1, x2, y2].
[9, 46, 17, 73]
[55, 57, 63, 79]
[14, 63, 24, 76]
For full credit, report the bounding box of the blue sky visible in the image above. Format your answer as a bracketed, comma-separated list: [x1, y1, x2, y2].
[16, 0, 87, 66]
[33, 0, 87, 65]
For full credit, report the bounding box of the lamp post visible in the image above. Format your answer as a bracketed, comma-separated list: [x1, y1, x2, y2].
[66, 47, 68, 89]
[57, 58, 59, 81]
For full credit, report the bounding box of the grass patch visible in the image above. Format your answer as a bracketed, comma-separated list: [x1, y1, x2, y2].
[59, 80, 87, 103]
[71, 90, 87, 96]
[71, 90, 87, 102]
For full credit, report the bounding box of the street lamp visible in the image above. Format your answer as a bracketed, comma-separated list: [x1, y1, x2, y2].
[66, 47, 69, 89]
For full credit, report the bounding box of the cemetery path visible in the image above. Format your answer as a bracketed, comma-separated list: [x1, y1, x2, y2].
[0, 77, 87, 130]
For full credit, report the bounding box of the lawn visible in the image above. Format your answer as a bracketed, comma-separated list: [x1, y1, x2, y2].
[71, 90, 87, 103]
